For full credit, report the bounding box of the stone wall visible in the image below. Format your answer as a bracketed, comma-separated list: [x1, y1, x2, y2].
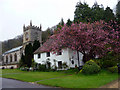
[0, 64, 18, 69]
[3, 50, 21, 65]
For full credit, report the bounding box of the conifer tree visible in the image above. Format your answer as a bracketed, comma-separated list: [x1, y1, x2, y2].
[103, 7, 115, 22]
[24, 43, 33, 67]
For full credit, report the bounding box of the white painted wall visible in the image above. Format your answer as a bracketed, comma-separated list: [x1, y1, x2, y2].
[68, 49, 84, 68]
[34, 48, 84, 69]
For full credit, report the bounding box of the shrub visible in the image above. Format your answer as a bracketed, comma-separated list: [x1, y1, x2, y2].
[38, 64, 46, 71]
[81, 60, 101, 74]
[102, 60, 117, 68]
[20, 67, 29, 71]
[108, 66, 118, 73]
[62, 62, 68, 69]
[64, 68, 79, 74]
[93, 59, 103, 68]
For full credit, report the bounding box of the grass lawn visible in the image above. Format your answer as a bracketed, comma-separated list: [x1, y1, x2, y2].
[1, 69, 119, 88]
[2, 69, 69, 82]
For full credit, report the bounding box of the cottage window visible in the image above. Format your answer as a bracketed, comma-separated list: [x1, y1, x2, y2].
[46, 52, 50, 57]
[38, 53, 41, 58]
[71, 60, 74, 64]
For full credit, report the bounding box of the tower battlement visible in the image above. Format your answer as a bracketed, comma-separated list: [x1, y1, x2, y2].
[23, 21, 42, 31]
[23, 20, 42, 48]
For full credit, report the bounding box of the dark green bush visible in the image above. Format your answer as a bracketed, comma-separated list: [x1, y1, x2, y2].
[108, 66, 118, 73]
[93, 59, 103, 68]
[102, 60, 117, 68]
[81, 60, 101, 74]
[38, 64, 46, 71]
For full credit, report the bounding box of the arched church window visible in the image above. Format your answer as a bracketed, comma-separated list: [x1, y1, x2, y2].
[14, 53, 17, 61]
[6, 56, 8, 63]
[10, 54, 12, 62]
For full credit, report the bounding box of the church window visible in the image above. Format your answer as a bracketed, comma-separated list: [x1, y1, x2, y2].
[38, 53, 41, 58]
[10, 54, 12, 62]
[6, 56, 8, 63]
[14, 53, 17, 61]
[25, 32, 29, 41]
[46, 52, 50, 57]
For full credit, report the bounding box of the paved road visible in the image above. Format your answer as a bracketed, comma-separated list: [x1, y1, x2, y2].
[1, 77, 51, 88]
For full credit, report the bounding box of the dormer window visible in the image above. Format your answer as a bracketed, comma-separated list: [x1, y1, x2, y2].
[57, 51, 62, 55]
[57, 49, 62, 55]
[46, 52, 50, 57]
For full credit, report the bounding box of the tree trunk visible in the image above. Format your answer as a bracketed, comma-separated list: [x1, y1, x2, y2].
[77, 51, 80, 70]
[83, 53, 95, 63]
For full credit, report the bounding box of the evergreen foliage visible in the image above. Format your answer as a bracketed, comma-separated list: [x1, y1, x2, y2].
[81, 60, 101, 74]
[66, 19, 72, 26]
[74, 1, 116, 23]
[33, 40, 40, 52]
[74, 2, 92, 23]
[116, 1, 120, 24]
[19, 53, 25, 67]
[103, 7, 115, 22]
[24, 43, 33, 67]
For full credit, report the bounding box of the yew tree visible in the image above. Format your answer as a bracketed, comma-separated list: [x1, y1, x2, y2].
[43, 21, 120, 63]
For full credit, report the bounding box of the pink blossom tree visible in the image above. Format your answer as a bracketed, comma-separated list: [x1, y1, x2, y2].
[42, 20, 120, 66]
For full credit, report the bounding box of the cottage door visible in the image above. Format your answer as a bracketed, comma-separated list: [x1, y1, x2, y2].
[58, 61, 62, 69]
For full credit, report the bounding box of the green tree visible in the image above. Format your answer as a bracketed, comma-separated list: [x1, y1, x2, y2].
[66, 19, 72, 26]
[25, 43, 33, 67]
[74, 2, 92, 23]
[103, 7, 115, 22]
[57, 18, 64, 29]
[91, 2, 104, 21]
[42, 28, 52, 44]
[33, 40, 40, 52]
[116, 1, 120, 24]
[19, 53, 26, 67]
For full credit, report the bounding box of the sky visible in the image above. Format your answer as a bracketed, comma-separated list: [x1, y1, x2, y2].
[0, 0, 118, 41]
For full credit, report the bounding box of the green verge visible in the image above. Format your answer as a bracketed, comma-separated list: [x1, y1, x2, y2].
[37, 70, 118, 88]
[1, 69, 119, 88]
[2, 69, 69, 82]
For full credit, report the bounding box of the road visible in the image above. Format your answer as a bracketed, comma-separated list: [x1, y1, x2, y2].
[1, 77, 51, 88]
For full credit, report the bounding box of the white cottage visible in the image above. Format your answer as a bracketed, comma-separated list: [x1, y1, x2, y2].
[34, 39, 84, 69]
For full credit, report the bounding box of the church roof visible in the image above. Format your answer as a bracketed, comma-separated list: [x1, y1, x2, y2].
[3, 46, 23, 55]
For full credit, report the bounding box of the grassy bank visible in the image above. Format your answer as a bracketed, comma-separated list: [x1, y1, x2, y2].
[2, 69, 118, 88]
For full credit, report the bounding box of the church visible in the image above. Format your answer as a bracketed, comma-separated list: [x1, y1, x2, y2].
[1, 21, 42, 69]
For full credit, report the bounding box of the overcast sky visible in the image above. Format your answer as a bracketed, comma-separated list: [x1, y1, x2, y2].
[0, 0, 118, 41]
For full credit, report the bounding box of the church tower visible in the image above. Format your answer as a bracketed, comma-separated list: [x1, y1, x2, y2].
[23, 21, 42, 48]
